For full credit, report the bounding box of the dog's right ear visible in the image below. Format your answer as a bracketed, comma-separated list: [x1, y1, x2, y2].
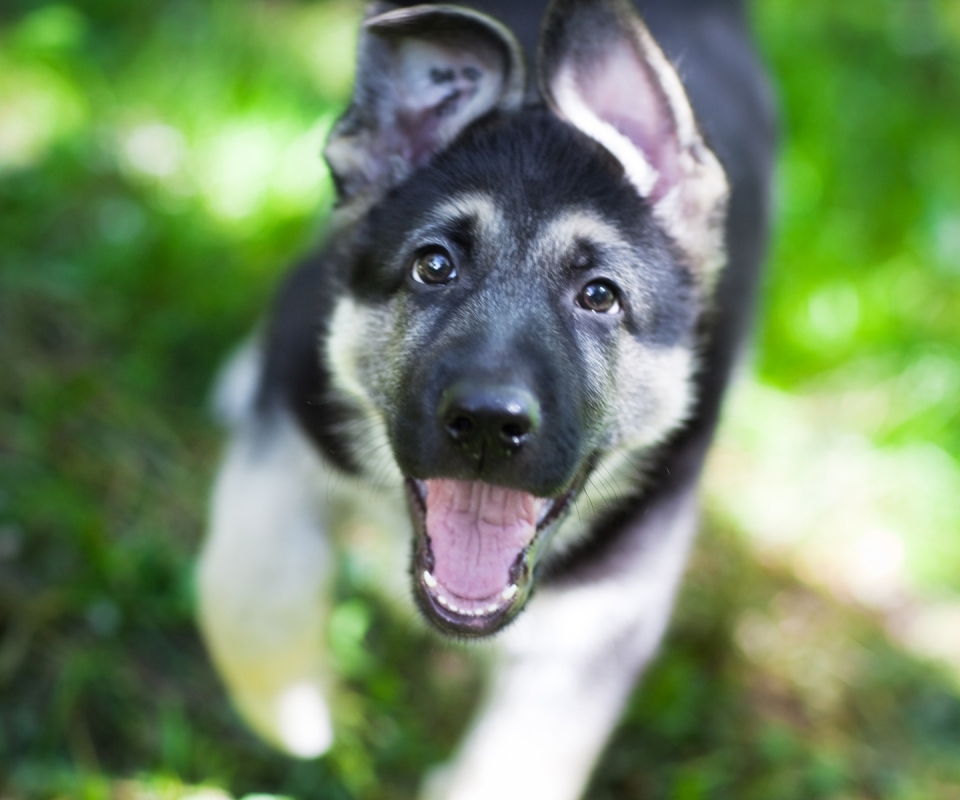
[325, 3, 525, 204]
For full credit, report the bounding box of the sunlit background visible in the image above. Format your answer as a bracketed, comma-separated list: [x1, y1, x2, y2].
[1, 0, 959, 797]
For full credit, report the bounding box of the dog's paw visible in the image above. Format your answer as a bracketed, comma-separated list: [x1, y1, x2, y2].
[237, 679, 334, 759]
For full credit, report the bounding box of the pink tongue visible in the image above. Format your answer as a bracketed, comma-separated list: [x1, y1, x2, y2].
[425, 479, 544, 601]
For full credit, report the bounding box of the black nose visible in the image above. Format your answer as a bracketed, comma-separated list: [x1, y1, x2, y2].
[439, 382, 541, 457]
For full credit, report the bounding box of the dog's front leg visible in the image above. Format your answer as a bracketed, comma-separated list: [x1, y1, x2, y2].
[197, 411, 336, 758]
[424, 488, 700, 800]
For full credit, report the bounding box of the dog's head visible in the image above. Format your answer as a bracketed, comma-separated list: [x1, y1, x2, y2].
[322, 0, 727, 636]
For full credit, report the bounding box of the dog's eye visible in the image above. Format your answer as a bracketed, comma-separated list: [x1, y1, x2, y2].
[577, 280, 621, 313]
[412, 249, 457, 285]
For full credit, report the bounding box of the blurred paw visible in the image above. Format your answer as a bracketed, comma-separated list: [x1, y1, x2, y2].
[275, 681, 334, 757]
[237, 679, 334, 759]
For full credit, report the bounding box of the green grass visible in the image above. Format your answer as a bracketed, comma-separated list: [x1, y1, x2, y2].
[1, 0, 959, 797]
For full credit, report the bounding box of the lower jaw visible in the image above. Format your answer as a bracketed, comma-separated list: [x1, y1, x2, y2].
[413, 580, 525, 637]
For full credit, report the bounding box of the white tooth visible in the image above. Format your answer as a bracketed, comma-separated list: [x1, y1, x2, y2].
[486, 605, 499, 614]
[437, 595, 450, 608]
[538, 501, 552, 524]
[423, 571, 437, 589]
[501, 584, 518, 601]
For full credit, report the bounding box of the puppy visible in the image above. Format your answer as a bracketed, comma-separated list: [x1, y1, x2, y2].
[197, 0, 776, 797]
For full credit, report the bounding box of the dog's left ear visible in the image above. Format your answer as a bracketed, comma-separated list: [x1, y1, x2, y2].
[539, 0, 728, 285]
[326, 3, 526, 205]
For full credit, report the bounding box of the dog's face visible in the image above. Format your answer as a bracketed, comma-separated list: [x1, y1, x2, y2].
[323, 0, 728, 636]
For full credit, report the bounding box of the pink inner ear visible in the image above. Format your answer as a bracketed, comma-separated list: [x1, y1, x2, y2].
[394, 65, 485, 170]
[385, 38, 506, 173]
[573, 42, 682, 202]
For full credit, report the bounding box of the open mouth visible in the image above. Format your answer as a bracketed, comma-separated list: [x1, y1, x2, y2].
[405, 475, 581, 637]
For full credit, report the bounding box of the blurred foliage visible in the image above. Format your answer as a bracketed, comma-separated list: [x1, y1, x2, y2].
[0, 0, 958, 797]
[756, 0, 960, 458]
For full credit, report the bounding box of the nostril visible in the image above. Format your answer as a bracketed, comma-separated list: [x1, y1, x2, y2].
[446, 414, 475, 441]
[500, 421, 530, 446]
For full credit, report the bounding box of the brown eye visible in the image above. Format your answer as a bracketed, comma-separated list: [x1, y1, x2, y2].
[578, 280, 620, 313]
[412, 249, 457, 285]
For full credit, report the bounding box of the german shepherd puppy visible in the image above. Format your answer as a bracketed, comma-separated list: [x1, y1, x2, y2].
[198, 0, 775, 796]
